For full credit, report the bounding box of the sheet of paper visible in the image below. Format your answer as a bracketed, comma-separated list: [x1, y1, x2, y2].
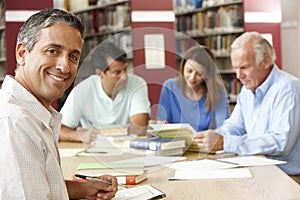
[219, 156, 287, 167]
[59, 148, 85, 157]
[168, 159, 238, 170]
[113, 184, 166, 200]
[58, 147, 124, 157]
[59, 134, 126, 157]
[167, 156, 286, 171]
[114, 155, 186, 167]
[169, 168, 252, 180]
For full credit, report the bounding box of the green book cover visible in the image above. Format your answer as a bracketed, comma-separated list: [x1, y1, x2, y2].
[77, 162, 144, 170]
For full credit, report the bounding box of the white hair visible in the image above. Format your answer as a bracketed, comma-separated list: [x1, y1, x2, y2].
[231, 31, 276, 65]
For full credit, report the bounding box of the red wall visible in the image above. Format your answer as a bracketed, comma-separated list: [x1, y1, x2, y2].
[131, 0, 176, 119]
[243, 0, 282, 68]
[4, 0, 53, 75]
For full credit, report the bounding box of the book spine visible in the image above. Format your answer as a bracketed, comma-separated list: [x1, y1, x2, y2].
[148, 141, 162, 151]
[129, 140, 150, 150]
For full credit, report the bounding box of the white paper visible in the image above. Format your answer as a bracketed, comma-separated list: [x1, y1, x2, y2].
[114, 155, 186, 167]
[218, 156, 287, 167]
[168, 156, 286, 171]
[58, 147, 124, 157]
[59, 148, 85, 157]
[168, 159, 238, 170]
[169, 168, 252, 180]
[113, 184, 165, 200]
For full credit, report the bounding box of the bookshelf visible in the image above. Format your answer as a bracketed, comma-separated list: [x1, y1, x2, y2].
[173, 0, 282, 106]
[55, 0, 132, 110]
[70, 0, 177, 118]
[68, 0, 281, 113]
[174, 0, 243, 104]
[72, 0, 132, 64]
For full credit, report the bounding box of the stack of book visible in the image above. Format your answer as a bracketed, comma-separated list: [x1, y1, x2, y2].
[147, 123, 215, 153]
[73, 162, 147, 185]
[129, 137, 186, 156]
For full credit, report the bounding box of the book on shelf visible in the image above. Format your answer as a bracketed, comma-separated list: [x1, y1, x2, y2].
[129, 137, 186, 151]
[147, 123, 218, 153]
[76, 162, 144, 177]
[72, 173, 148, 185]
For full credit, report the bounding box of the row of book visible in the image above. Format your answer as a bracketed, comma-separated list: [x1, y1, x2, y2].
[80, 31, 132, 64]
[0, 30, 5, 59]
[131, 123, 207, 153]
[176, 33, 240, 57]
[174, 0, 241, 13]
[176, 5, 243, 36]
[174, 0, 204, 13]
[202, 0, 242, 8]
[75, 2, 130, 36]
[223, 77, 242, 96]
[0, 1, 3, 27]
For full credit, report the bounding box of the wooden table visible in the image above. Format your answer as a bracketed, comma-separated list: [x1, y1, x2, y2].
[59, 142, 300, 200]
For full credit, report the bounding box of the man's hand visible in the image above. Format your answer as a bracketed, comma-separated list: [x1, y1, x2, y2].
[84, 175, 118, 200]
[193, 129, 224, 152]
[76, 127, 98, 144]
[67, 175, 118, 200]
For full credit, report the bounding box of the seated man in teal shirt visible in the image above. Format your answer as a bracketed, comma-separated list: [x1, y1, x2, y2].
[194, 32, 300, 179]
[60, 41, 150, 143]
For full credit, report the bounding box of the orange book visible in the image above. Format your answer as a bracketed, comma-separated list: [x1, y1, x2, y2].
[72, 173, 147, 185]
[117, 173, 148, 185]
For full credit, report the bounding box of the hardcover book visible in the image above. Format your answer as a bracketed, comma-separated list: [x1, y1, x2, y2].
[72, 173, 148, 185]
[76, 162, 144, 177]
[147, 123, 216, 153]
[146, 148, 185, 156]
[129, 137, 186, 151]
[117, 173, 148, 185]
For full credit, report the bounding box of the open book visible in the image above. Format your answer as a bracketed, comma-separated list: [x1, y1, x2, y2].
[147, 123, 210, 153]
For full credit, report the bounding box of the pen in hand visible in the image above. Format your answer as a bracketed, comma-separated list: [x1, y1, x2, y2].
[74, 174, 126, 187]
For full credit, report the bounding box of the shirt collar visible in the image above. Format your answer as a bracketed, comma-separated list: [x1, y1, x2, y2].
[254, 64, 279, 97]
[97, 75, 126, 101]
[2, 75, 62, 132]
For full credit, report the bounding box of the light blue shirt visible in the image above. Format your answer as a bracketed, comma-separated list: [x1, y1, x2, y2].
[157, 78, 230, 131]
[219, 65, 300, 175]
[60, 74, 150, 129]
